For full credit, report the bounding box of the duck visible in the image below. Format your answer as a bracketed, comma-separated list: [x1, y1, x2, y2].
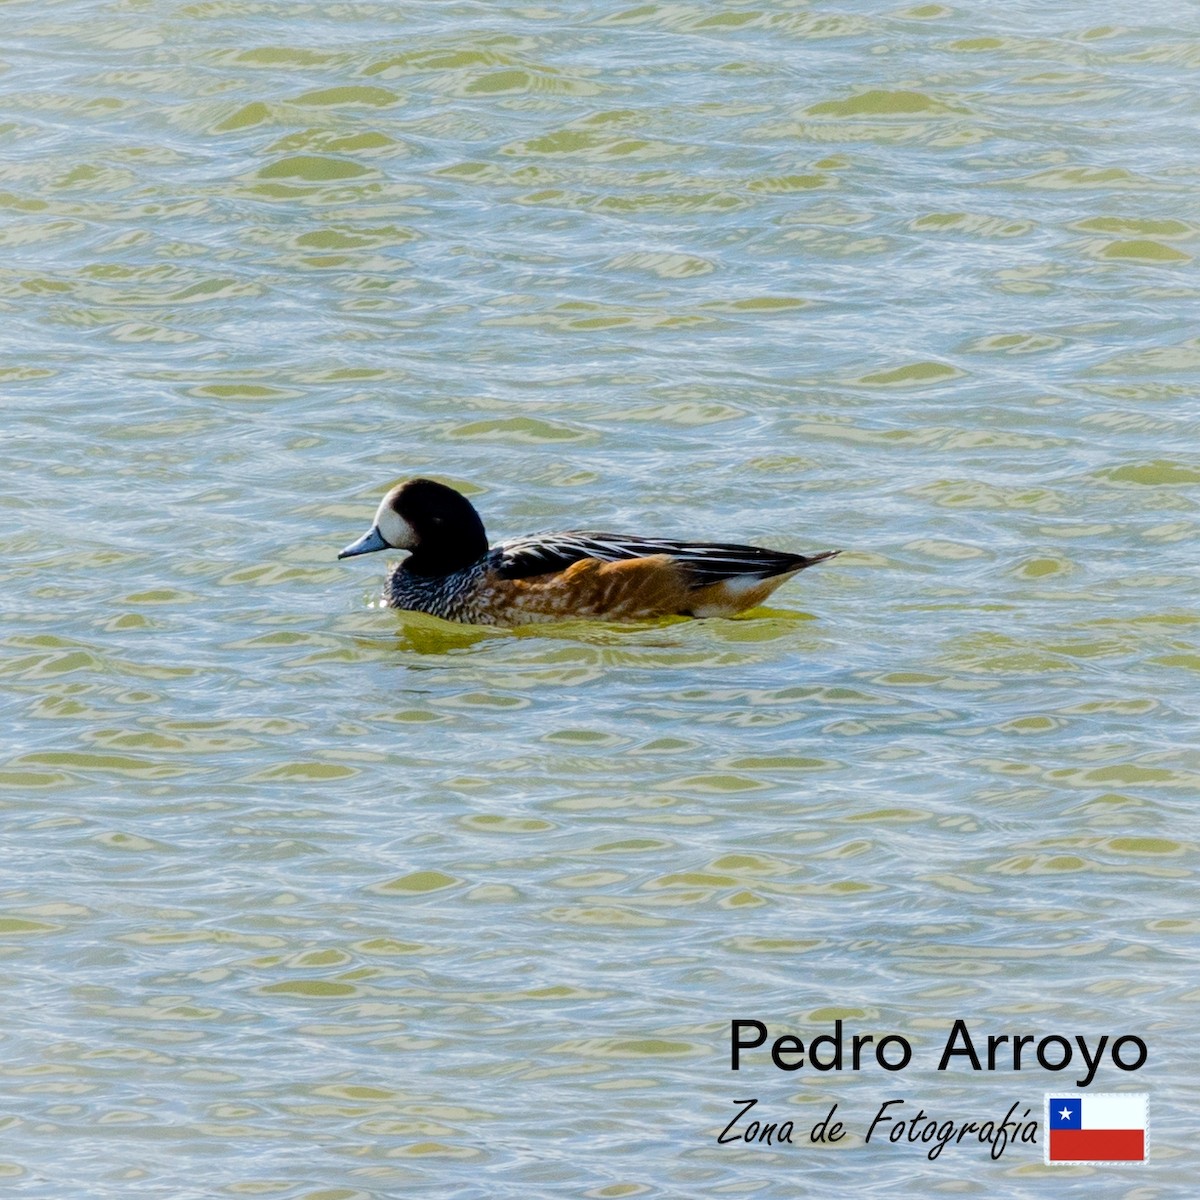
[338, 478, 839, 626]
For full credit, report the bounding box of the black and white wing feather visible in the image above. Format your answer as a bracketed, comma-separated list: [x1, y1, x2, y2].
[492, 531, 834, 585]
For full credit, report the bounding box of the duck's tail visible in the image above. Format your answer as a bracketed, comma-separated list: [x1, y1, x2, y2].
[683, 548, 840, 617]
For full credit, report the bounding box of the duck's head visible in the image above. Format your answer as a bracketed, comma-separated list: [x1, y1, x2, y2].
[338, 478, 488, 576]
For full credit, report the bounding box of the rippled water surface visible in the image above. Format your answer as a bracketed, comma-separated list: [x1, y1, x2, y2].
[3, 0, 1199, 1195]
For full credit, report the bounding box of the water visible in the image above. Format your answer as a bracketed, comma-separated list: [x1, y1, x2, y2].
[2, 0, 1198, 1195]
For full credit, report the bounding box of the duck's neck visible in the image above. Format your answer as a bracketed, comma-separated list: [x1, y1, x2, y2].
[404, 518, 488, 579]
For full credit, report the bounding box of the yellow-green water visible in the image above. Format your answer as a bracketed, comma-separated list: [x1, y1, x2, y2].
[2, 0, 1197, 1195]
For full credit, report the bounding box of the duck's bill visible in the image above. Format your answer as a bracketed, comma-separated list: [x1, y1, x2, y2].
[338, 526, 389, 559]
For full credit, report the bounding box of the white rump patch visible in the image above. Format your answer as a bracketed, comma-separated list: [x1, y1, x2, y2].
[690, 571, 793, 617]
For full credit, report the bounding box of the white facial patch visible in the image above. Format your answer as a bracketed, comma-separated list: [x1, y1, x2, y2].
[375, 494, 418, 550]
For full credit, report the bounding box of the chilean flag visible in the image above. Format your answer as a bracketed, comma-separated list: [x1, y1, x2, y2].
[1046, 1094, 1148, 1163]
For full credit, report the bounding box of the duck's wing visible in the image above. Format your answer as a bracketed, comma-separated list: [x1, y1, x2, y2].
[493, 531, 837, 585]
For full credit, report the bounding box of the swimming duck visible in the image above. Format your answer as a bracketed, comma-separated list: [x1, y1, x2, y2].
[339, 478, 838, 626]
